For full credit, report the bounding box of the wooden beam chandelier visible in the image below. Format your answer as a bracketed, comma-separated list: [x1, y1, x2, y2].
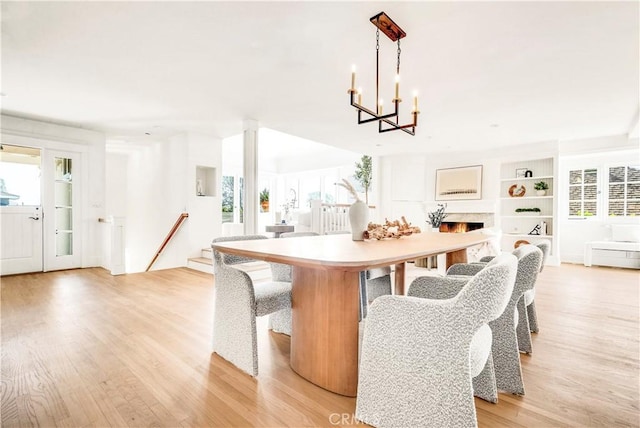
[349, 12, 419, 136]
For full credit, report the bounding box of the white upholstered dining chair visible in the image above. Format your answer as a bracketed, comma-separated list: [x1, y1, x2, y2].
[211, 235, 292, 377]
[355, 253, 517, 428]
[444, 245, 543, 393]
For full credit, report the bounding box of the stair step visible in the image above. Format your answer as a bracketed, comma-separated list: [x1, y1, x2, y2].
[186, 257, 272, 281]
[201, 248, 213, 259]
[187, 257, 213, 274]
[234, 261, 271, 273]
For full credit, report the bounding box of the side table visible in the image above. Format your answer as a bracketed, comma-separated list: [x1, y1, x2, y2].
[265, 224, 295, 238]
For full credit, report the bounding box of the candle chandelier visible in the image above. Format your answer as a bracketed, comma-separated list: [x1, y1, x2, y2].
[349, 12, 419, 136]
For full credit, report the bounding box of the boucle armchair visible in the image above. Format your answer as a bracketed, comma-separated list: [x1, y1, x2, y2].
[355, 253, 517, 428]
[525, 240, 549, 334]
[211, 235, 292, 377]
[365, 267, 393, 302]
[474, 241, 549, 351]
[323, 230, 393, 317]
[270, 232, 320, 282]
[435, 245, 542, 393]
[492, 245, 541, 389]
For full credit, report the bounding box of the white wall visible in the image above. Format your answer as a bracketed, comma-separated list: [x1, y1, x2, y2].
[122, 138, 184, 272]
[379, 154, 428, 228]
[186, 133, 222, 255]
[102, 152, 128, 272]
[0, 114, 106, 268]
[105, 153, 128, 217]
[378, 144, 520, 231]
[109, 133, 222, 273]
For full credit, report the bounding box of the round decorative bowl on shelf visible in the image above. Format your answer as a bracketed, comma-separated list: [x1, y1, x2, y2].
[508, 184, 526, 197]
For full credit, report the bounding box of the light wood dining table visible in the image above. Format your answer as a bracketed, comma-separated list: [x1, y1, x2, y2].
[212, 231, 490, 397]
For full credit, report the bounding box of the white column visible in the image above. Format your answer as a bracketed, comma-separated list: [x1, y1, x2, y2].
[243, 119, 259, 235]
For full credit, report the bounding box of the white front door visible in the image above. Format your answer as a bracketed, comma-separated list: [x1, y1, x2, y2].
[0, 144, 43, 275]
[0, 206, 43, 275]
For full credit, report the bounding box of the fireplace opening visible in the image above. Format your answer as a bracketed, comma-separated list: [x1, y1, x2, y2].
[440, 221, 484, 233]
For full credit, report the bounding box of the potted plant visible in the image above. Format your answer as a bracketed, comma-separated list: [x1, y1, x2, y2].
[428, 204, 448, 231]
[260, 188, 269, 212]
[534, 181, 549, 196]
[354, 155, 372, 204]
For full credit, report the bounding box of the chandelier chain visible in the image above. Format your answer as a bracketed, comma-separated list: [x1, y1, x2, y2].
[397, 39, 401, 74]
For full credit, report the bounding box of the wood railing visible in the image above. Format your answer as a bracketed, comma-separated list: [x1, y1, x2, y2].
[145, 212, 189, 272]
[309, 201, 377, 234]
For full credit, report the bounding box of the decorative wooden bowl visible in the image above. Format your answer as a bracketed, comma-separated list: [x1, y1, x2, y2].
[509, 184, 526, 197]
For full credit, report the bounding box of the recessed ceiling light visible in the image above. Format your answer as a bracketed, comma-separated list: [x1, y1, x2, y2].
[490, 124, 500, 128]
[0, 92, 7, 97]
[376, 144, 382, 147]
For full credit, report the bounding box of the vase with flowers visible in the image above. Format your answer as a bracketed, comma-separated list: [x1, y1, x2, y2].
[428, 204, 448, 232]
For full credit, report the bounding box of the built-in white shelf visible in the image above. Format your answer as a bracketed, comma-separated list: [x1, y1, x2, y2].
[499, 157, 556, 257]
[502, 215, 553, 219]
[504, 233, 554, 238]
[500, 196, 553, 200]
[500, 175, 554, 182]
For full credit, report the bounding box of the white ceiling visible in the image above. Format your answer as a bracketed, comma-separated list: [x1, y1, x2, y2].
[1, 1, 638, 156]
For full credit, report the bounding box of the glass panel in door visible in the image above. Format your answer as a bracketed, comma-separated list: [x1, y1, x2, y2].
[54, 157, 73, 256]
[0, 144, 41, 206]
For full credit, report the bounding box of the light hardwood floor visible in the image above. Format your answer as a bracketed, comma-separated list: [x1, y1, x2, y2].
[1, 264, 638, 427]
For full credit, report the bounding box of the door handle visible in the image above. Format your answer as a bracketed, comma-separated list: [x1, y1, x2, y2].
[28, 216, 40, 220]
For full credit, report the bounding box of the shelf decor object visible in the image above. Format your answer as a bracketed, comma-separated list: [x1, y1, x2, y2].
[509, 184, 526, 197]
[528, 224, 542, 235]
[435, 165, 483, 201]
[515, 207, 541, 214]
[534, 181, 549, 196]
[348, 12, 419, 136]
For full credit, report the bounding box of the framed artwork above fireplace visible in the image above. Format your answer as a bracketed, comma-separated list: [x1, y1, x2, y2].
[435, 165, 483, 201]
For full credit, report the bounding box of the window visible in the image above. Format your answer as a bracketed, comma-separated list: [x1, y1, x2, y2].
[0, 144, 41, 206]
[568, 168, 598, 217]
[221, 175, 245, 223]
[608, 165, 640, 217]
